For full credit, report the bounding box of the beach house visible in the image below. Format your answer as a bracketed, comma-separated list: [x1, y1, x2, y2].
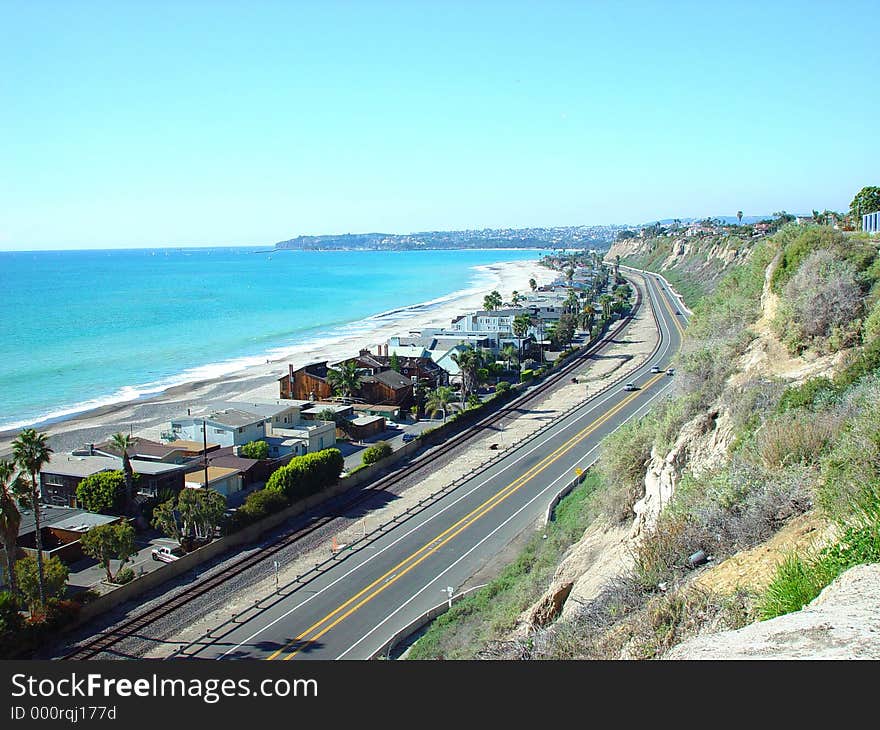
[39, 453, 187, 507]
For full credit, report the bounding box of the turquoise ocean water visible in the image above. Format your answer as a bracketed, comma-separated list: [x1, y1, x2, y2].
[0, 247, 541, 430]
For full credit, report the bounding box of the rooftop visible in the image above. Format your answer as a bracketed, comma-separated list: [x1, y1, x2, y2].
[184, 466, 241, 487]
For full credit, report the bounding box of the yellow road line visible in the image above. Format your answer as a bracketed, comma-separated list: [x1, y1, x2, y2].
[269, 372, 665, 659]
[654, 277, 686, 338]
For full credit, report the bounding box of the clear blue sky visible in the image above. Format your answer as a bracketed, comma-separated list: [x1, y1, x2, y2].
[1, 0, 877, 250]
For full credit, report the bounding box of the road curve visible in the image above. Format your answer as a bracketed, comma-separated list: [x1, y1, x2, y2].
[185, 272, 688, 660]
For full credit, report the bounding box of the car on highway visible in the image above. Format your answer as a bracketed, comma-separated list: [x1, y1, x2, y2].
[650, 365, 661, 373]
[623, 382, 638, 391]
[667, 368, 675, 376]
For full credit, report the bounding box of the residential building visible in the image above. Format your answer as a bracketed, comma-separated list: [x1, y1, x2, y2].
[39, 454, 187, 506]
[864, 211, 880, 233]
[279, 362, 334, 401]
[184, 466, 244, 498]
[359, 369, 414, 407]
[169, 408, 268, 448]
[78, 437, 220, 465]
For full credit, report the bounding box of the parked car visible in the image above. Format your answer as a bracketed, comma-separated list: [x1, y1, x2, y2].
[151, 546, 181, 563]
[402, 433, 417, 442]
[624, 383, 638, 391]
[650, 365, 661, 373]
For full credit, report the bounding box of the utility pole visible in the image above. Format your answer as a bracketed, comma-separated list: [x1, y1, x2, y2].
[202, 419, 209, 491]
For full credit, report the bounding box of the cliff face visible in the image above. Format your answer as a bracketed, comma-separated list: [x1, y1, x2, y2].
[606, 233, 755, 293]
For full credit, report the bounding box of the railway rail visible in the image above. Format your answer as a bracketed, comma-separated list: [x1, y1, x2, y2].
[62, 276, 649, 660]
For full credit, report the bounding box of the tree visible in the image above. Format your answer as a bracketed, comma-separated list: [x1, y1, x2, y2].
[482, 290, 503, 311]
[737, 211, 743, 224]
[580, 303, 597, 332]
[850, 186, 880, 228]
[177, 488, 226, 542]
[0, 460, 26, 598]
[14, 555, 67, 614]
[240, 440, 269, 460]
[389, 351, 401, 372]
[529, 278, 537, 292]
[75, 470, 125, 514]
[450, 346, 482, 398]
[510, 290, 523, 306]
[501, 344, 519, 373]
[512, 313, 532, 339]
[80, 522, 136, 583]
[598, 293, 614, 320]
[108, 433, 135, 514]
[424, 386, 457, 422]
[326, 361, 362, 400]
[151, 498, 182, 544]
[11, 429, 53, 609]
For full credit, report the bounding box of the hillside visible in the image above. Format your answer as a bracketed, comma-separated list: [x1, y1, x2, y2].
[274, 225, 622, 251]
[408, 221, 880, 659]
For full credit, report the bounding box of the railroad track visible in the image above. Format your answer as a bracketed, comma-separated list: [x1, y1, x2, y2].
[62, 277, 646, 660]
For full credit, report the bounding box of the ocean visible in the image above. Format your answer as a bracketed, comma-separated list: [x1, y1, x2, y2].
[0, 247, 541, 430]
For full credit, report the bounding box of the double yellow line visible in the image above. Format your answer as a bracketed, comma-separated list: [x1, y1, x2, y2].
[653, 277, 687, 338]
[267, 371, 665, 660]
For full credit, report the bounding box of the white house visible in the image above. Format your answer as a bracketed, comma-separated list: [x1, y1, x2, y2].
[170, 409, 268, 448]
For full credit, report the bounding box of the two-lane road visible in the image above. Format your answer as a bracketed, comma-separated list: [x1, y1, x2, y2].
[187, 272, 688, 660]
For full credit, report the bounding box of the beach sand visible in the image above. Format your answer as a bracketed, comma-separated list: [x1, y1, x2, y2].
[0, 259, 556, 456]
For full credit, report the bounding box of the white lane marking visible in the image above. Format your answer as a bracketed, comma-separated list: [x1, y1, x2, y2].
[340, 383, 673, 659]
[216, 278, 672, 658]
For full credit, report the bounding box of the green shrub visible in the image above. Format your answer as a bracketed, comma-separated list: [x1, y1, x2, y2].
[237, 488, 289, 526]
[495, 380, 511, 395]
[596, 415, 656, 522]
[362, 441, 392, 466]
[114, 567, 135, 585]
[520, 369, 534, 382]
[777, 377, 838, 413]
[15, 555, 69, 613]
[759, 500, 880, 620]
[754, 411, 840, 470]
[240, 440, 269, 460]
[265, 448, 344, 501]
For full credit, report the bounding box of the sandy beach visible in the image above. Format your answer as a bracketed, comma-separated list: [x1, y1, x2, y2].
[0, 259, 556, 457]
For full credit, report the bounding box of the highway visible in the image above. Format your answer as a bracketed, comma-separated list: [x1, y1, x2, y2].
[186, 271, 689, 660]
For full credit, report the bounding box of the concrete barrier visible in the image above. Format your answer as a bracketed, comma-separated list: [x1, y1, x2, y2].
[370, 584, 487, 659]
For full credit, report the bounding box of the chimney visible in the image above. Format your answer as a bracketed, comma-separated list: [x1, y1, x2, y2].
[384, 344, 389, 356]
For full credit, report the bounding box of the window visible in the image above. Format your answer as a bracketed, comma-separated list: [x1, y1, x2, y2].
[214, 428, 224, 434]
[238, 427, 244, 433]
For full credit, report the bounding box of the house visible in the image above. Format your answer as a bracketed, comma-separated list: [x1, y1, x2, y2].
[863, 211, 880, 233]
[353, 403, 402, 421]
[184, 466, 244, 498]
[169, 408, 268, 448]
[279, 362, 334, 401]
[78, 437, 221, 465]
[39, 454, 187, 507]
[270, 420, 336, 454]
[337, 348, 448, 389]
[359, 369, 414, 407]
[347, 415, 386, 441]
[11, 507, 124, 573]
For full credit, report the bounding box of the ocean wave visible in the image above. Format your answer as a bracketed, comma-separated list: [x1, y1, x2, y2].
[0, 259, 521, 433]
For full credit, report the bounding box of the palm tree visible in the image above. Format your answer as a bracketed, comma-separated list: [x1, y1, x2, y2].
[450, 346, 481, 398]
[109, 432, 135, 514]
[529, 278, 537, 292]
[482, 290, 502, 311]
[0, 460, 26, 598]
[580, 303, 597, 332]
[598, 293, 613, 321]
[424, 386, 458, 422]
[501, 344, 519, 373]
[327, 361, 362, 401]
[737, 210, 743, 225]
[564, 288, 580, 315]
[11, 429, 53, 609]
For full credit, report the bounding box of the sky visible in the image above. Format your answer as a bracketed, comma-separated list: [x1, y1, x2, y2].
[1, 0, 878, 250]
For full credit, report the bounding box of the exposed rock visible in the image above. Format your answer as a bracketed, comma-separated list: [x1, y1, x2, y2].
[666, 564, 880, 659]
[630, 408, 734, 539]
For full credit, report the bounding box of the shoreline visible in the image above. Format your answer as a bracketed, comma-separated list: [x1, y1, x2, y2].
[0, 259, 556, 456]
